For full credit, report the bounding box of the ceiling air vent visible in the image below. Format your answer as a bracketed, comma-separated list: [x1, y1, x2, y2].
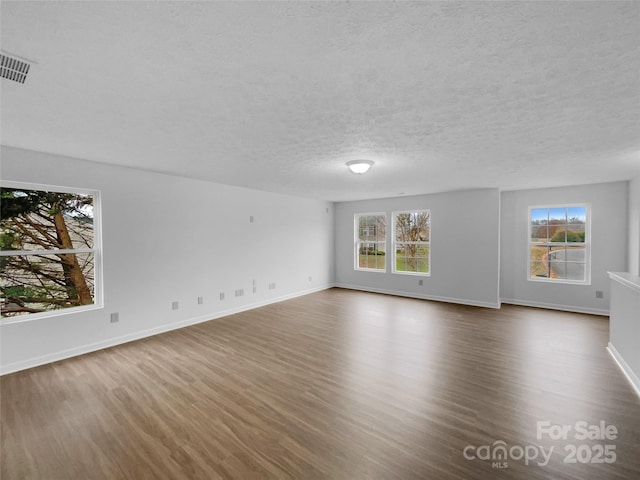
[1, 53, 31, 84]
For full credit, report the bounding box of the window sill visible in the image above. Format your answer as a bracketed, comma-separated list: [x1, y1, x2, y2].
[392, 271, 431, 277]
[1, 303, 104, 325]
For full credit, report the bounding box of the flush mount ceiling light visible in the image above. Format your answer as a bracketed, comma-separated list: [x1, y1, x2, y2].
[346, 159, 374, 174]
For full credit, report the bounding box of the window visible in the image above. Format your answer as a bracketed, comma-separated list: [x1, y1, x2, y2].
[0, 182, 102, 321]
[355, 213, 386, 271]
[529, 205, 589, 284]
[393, 210, 430, 275]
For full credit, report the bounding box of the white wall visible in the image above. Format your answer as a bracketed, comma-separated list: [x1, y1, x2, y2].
[0, 146, 334, 374]
[628, 176, 640, 276]
[500, 182, 628, 315]
[334, 189, 501, 308]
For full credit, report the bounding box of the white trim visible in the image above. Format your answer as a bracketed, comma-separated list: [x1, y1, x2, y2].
[608, 271, 640, 294]
[0, 284, 332, 375]
[607, 343, 640, 398]
[0, 248, 94, 256]
[500, 298, 608, 316]
[391, 270, 431, 278]
[0, 303, 103, 325]
[335, 283, 500, 309]
[1, 180, 97, 196]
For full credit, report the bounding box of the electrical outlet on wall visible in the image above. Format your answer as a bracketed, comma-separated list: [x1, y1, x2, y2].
[172, 301, 179, 310]
[110, 312, 119, 323]
[595, 290, 604, 299]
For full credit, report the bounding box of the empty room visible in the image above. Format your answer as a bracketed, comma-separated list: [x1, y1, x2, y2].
[1, 1, 639, 479]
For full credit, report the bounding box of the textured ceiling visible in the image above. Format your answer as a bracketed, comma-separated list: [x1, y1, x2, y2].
[1, 1, 639, 201]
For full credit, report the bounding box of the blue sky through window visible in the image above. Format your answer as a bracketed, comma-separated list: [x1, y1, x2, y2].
[568, 206, 586, 222]
[531, 207, 586, 224]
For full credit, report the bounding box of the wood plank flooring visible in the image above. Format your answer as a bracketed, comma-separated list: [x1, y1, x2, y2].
[1, 288, 639, 479]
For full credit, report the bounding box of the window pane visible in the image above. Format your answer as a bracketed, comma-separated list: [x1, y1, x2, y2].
[531, 208, 548, 224]
[548, 260, 585, 281]
[549, 261, 566, 280]
[531, 225, 548, 242]
[565, 263, 586, 281]
[395, 250, 429, 273]
[395, 213, 411, 242]
[396, 256, 418, 272]
[416, 244, 430, 258]
[358, 215, 385, 242]
[549, 228, 567, 243]
[395, 212, 429, 241]
[357, 216, 369, 241]
[548, 208, 567, 225]
[1, 253, 95, 317]
[417, 258, 429, 273]
[357, 235, 385, 270]
[358, 252, 385, 270]
[530, 260, 548, 278]
[396, 255, 408, 272]
[416, 212, 430, 241]
[359, 242, 373, 255]
[376, 217, 386, 241]
[566, 246, 586, 262]
[567, 224, 585, 243]
[1, 188, 94, 252]
[530, 245, 547, 264]
[567, 207, 586, 223]
[547, 247, 566, 262]
[403, 244, 419, 258]
[408, 258, 419, 272]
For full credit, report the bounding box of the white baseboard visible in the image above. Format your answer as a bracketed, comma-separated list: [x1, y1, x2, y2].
[334, 283, 500, 309]
[0, 285, 332, 376]
[500, 298, 609, 316]
[607, 343, 640, 398]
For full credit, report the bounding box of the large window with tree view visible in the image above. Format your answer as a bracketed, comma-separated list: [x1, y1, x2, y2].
[355, 213, 386, 271]
[393, 210, 430, 275]
[0, 183, 101, 320]
[529, 205, 589, 284]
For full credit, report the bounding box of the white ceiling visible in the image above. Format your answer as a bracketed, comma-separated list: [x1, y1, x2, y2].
[1, 1, 639, 202]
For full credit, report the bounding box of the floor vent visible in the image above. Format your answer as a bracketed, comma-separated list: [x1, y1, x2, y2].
[1, 53, 31, 84]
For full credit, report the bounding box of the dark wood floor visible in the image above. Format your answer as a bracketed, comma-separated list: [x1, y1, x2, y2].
[1, 288, 639, 479]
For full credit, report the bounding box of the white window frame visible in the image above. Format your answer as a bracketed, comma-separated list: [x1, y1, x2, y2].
[527, 203, 591, 285]
[0, 181, 103, 324]
[354, 212, 387, 273]
[392, 209, 431, 277]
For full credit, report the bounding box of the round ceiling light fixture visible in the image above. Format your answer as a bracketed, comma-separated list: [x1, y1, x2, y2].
[346, 159, 374, 174]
